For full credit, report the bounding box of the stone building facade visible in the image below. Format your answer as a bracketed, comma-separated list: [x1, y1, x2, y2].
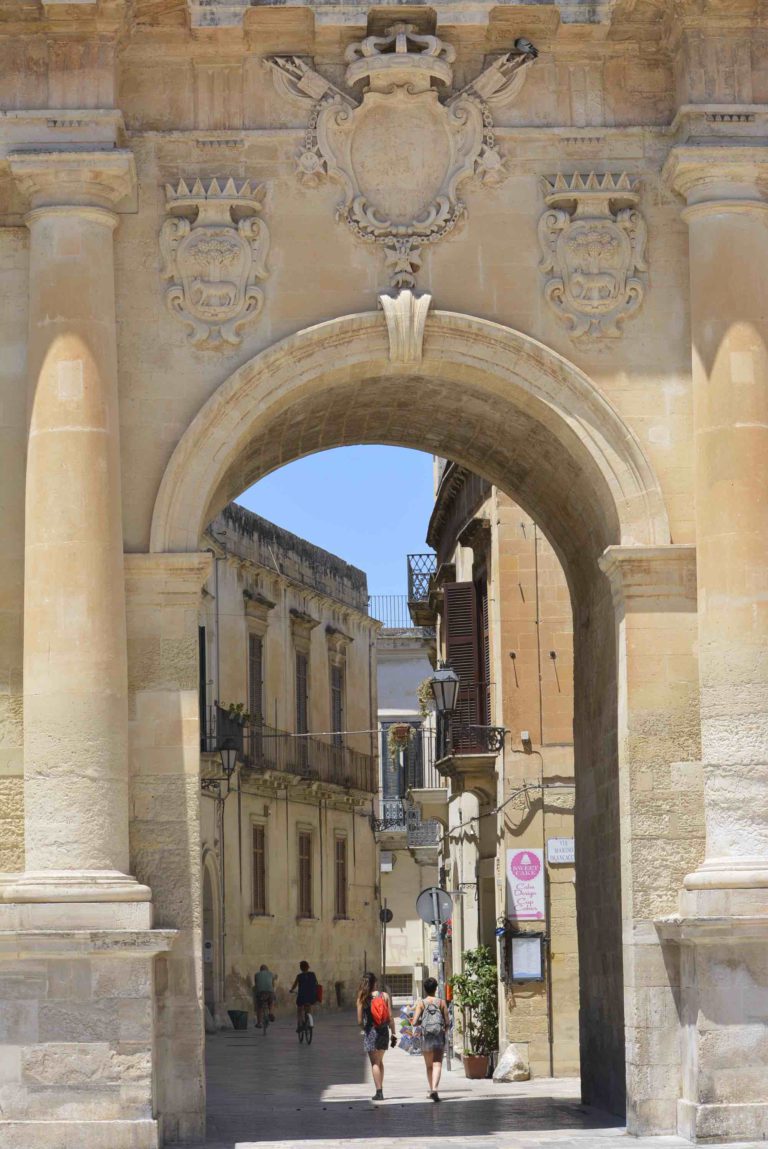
[415, 466, 579, 1082]
[199, 505, 380, 1026]
[1, 1, 768, 1146]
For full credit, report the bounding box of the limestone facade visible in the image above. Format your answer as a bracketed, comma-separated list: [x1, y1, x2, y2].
[198, 505, 380, 1025]
[0, 1, 767, 1145]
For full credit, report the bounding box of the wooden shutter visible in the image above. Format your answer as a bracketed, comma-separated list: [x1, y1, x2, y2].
[248, 634, 264, 725]
[335, 836, 347, 918]
[252, 824, 266, 915]
[198, 626, 208, 750]
[298, 830, 312, 917]
[443, 581, 480, 728]
[478, 578, 491, 725]
[330, 664, 344, 748]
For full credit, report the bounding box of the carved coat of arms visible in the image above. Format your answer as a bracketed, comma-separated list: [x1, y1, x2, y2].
[160, 178, 270, 349]
[268, 26, 536, 288]
[538, 173, 647, 340]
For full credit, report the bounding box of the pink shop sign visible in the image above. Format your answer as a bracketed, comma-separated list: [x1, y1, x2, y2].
[506, 848, 545, 921]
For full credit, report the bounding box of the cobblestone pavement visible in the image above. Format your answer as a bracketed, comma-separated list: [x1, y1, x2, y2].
[197, 1010, 762, 1149]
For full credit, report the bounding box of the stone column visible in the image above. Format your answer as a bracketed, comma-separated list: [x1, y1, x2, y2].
[663, 144, 768, 1143]
[599, 545, 702, 1135]
[664, 146, 768, 894]
[2, 151, 147, 904]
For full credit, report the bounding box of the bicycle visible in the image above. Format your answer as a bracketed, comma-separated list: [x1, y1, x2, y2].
[297, 1004, 314, 1044]
[255, 992, 273, 1036]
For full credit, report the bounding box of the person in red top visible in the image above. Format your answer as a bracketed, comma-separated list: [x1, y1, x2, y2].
[356, 971, 396, 1102]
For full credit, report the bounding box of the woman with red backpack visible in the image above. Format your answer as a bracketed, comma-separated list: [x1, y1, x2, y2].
[356, 971, 397, 1101]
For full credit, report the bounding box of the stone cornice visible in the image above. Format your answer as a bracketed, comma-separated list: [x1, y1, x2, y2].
[9, 148, 136, 212]
[0, 109, 124, 159]
[662, 144, 768, 206]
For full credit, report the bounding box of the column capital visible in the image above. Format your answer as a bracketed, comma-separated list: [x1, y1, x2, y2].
[662, 144, 768, 211]
[8, 148, 136, 213]
[599, 544, 697, 613]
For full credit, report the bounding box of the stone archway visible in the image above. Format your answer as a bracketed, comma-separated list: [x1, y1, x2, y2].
[137, 308, 698, 1137]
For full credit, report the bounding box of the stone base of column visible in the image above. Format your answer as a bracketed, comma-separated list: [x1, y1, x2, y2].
[658, 905, 768, 1144]
[1, 1120, 160, 1149]
[0, 920, 175, 1149]
[0, 869, 152, 906]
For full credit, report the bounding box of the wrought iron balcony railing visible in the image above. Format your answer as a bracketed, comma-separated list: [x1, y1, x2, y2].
[371, 797, 440, 845]
[202, 705, 378, 793]
[436, 686, 505, 759]
[407, 553, 436, 603]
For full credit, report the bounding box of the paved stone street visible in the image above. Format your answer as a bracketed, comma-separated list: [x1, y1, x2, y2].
[197, 1011, 762, 1149]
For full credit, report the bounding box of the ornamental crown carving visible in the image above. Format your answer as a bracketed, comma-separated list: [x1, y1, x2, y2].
[160, 177, 270, 350]
[538, 172, 647, 340]
[267, 28, 536, 289]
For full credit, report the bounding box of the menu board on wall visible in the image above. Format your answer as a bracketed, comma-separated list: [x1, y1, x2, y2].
[505, 848, 545, 921]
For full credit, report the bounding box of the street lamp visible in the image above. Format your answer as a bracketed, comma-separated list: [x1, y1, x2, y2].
[218, 737, 238, 786]
[429, 662, 460, 715]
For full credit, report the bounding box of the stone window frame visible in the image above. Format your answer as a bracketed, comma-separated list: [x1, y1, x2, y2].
[244, 590, 275, 728]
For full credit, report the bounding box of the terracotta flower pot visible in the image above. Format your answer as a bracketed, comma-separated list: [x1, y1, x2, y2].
[463, 1053, 489, 1079]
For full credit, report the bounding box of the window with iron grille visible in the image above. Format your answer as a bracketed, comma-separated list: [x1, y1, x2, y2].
[386, 973, 413, 997]
[334, 835, 348, 918]
[330, 664, 344, 749]
[252, 823, 267, 915]
[298, 830, 312, 918]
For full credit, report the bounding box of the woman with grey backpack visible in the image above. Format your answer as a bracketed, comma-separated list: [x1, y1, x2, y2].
[412, 977, 451, 1101]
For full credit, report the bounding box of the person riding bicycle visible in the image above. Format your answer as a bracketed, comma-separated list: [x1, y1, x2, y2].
[253, 964, 276, 1027]
[290, 960, 318, 1032]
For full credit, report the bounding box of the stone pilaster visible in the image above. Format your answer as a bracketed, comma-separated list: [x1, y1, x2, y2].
[125, 552, 211, 1143]
[662, 144, 768, 1143]
[599, 545, 702, 1135]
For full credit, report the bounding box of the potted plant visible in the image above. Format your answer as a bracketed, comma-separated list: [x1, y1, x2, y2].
[449, 945, 499, 1078]
[386, 722, 414, 761]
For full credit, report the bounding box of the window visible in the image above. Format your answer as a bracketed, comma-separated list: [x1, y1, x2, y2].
[252, 824, 266, 915]
[387, 973, 413, 997]
[298, 830, 312, 918]
[295, 651, 309, 768]
[198, 626, 208, 751]
[443, 581, 483, 750]
[330, 663, 344, 749]
[248, 633, 264, 725]
[334, 836, 348, 918]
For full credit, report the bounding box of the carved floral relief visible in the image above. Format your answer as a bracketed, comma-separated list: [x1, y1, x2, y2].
[160, 178, 270, 349]
[267, 26, 536, 289]
[538, 172, 647, 340]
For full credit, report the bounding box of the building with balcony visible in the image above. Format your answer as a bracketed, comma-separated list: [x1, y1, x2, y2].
[409, 464, 579, 1080]
[369, 594, 442, 1001]
[199, 504, 380, 1025]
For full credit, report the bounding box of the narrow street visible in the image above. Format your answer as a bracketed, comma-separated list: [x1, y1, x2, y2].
[197, 1011, 761, 1149]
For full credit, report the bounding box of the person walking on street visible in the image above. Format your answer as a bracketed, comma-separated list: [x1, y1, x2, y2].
[253, 964, 276, 1027]
[290, 960, 318, 1032]
[357, 971, 396, 1102]
[412, 977, 450, 1102]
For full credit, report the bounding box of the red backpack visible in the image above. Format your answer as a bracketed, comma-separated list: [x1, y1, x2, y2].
[369, 993, 390, 1026]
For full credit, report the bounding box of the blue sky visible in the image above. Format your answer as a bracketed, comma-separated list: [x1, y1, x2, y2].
[236, 446, 435, 595]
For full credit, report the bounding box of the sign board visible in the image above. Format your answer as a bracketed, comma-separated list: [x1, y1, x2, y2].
[547, 837, 575, 865]
[415, 886, 452, 926]
[509, 934, 544, 981]
[505, 848, 545, 921]
[203, 940, 214, 964]
[379, 907, 393, 923]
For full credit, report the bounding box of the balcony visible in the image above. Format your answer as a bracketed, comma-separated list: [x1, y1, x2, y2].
[202, 705, 378, 794]
[406, 552, 436, 627]
[434, 690, 504, 802]
[371, 797, 440, 859]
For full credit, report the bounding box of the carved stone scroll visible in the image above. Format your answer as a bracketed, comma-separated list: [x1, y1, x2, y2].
[538, 172, 647, 340]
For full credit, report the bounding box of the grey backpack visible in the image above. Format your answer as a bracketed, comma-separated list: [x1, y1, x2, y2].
[422, 1000, 445, 1039]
